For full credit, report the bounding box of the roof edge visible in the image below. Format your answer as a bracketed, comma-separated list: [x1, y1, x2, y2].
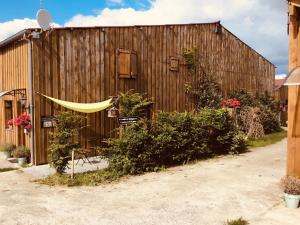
[220, 24, 275, 67]
[0, 22, 275, 67]
[0, 29, 32, 49]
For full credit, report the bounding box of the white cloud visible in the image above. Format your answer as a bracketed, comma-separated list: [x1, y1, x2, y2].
[276, 74, 287, 80]
[0, 18, 59, 42]
[0, 0, 287, 74]
[0, 18, 38, 41]
[65, 0, 288, 74]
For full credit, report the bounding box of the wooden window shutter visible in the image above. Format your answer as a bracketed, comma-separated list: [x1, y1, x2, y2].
[117, 49, 138, 79]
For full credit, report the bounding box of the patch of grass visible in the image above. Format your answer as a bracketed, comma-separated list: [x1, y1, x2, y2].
[247, 130, 287, 148]
[36, 168, 123, 187]
[0, 168, 18, 173]
[224, 217, 249, 225]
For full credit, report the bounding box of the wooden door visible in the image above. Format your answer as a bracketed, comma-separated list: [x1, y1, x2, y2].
[17, 101, 25, 146]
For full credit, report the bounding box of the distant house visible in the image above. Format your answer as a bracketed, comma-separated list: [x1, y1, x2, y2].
[274, 78, 288, 126]
[0, 22, 275, 165]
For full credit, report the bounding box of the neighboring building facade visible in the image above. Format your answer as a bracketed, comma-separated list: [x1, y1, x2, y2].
[274, 78, 288, 126]
[0, 22, 275, 165]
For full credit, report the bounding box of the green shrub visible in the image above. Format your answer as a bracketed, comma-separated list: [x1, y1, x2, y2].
[255, 91, 278, 110]
[185, 74, 222, 109]
[0, 144, 16, 153]
[48, 112, 85, 174]
[224, 218, 249, 225]
[259, 107, 281, 134]
[228, 89, 255, 107]
[118, 90, 153, 117]
[104, 109, 246, 175]
[230, 89, 281, 135]
[12, 146, 30, 159]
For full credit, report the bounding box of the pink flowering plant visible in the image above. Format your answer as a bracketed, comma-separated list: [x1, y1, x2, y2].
[14, 114, 32, 131]
[221, 98, 241, 109]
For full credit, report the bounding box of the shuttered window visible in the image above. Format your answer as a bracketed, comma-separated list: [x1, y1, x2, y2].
[4, 101, 13, 129]
[117, 49, 138, 79]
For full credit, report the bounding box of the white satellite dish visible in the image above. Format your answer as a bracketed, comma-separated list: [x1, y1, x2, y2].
[36, 9, 52, 31]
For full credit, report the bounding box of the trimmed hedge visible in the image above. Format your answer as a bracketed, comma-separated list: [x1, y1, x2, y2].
[103, 109, 246, 175]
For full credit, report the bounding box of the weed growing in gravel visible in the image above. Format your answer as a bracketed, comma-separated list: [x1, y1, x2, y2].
[224, 217, 249, 225]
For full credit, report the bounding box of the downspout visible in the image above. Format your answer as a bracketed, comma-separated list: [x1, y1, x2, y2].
[26, 37, 35, 165]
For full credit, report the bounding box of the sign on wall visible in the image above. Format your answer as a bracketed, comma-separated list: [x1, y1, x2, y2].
[41, 116, 56, 128]
[118, 117, 140, 125]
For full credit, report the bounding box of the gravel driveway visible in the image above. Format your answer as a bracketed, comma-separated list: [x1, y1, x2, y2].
[0, 138, 299, 225]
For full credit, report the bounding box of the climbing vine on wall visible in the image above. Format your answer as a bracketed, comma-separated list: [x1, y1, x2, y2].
[183, 48, 196, 74]
[183, 48, 222, 110]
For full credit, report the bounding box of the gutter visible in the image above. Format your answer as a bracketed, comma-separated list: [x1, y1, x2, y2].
[24, 35, 35, 165]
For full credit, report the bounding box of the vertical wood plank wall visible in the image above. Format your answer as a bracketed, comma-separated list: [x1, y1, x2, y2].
[288, 3, 300, 176]
[0, 42, 31, 148]
[2, 24, 274, 165]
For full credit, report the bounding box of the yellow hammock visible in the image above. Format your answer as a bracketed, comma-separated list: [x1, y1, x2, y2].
[38, 93, 113, 113]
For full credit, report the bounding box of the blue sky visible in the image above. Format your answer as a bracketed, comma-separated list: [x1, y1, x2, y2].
[0, 0, 151, 24]
[0, 0, 288, 75]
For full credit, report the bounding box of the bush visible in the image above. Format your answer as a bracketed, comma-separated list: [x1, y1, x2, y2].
[259, 107, 281, 134]
[228, 89, 255, 107]
[0, 144, 16, 153]
[230, 89, 281, 135]
[118, 90, 153, 117]
[103, 109, 246, 175]
[48, 112, 85, 174]
[12, 146, 30, 159]
[185, 75, 222, 109]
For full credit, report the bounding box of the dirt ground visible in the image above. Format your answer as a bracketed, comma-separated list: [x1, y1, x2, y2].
[0, 138, 299, 225]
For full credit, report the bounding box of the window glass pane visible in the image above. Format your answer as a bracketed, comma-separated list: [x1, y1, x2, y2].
[4, 101, 13, 129]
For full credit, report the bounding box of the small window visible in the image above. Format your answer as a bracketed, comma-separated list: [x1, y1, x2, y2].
[117, 49, 138, 79]
[170, 56, 179, 71]
[4, 101, 13, 129]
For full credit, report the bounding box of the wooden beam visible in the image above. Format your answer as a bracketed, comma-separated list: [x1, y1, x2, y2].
[291, 0, 300, 8]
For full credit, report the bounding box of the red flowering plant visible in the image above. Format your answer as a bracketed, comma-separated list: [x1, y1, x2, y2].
[7, 119, 14, 127]
[14, 114, 32, 131]
[221, 98, 241, 109]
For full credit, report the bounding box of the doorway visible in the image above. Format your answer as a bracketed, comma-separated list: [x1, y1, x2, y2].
[17, 101, 25, 146]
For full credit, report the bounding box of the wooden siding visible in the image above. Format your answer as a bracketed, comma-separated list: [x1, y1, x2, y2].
[0, 41, 31, 148]
[288, 2, 300, 176]
[1, 23, 275, 164]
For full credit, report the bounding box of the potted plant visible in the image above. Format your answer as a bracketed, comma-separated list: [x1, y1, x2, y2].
[12, 146, 31, 166]
[0, 144, 16, 159]
[14, 114, 32, 135]
[280, 175, 300, 209]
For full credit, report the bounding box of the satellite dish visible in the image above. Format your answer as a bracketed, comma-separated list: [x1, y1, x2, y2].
[36, 9, 52, 31]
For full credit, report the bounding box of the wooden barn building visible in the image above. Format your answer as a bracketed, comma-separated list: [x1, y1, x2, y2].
[0, 22, 275, 165]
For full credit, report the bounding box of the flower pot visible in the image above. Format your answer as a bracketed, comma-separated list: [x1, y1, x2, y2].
[17, 157, 27, 166]
[2, 151, 11, 160]
[284, 193, 300, 209]
[24, 128, 28, 134]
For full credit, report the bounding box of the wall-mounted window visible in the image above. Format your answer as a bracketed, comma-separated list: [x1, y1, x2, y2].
[117, 49, 138, 79]
[4, 101, 13, 129]
[169, 56, 179, 71]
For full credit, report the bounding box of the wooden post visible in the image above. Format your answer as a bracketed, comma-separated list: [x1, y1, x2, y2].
[71, 150, 75, 179]
[288, 2, 300, 176]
